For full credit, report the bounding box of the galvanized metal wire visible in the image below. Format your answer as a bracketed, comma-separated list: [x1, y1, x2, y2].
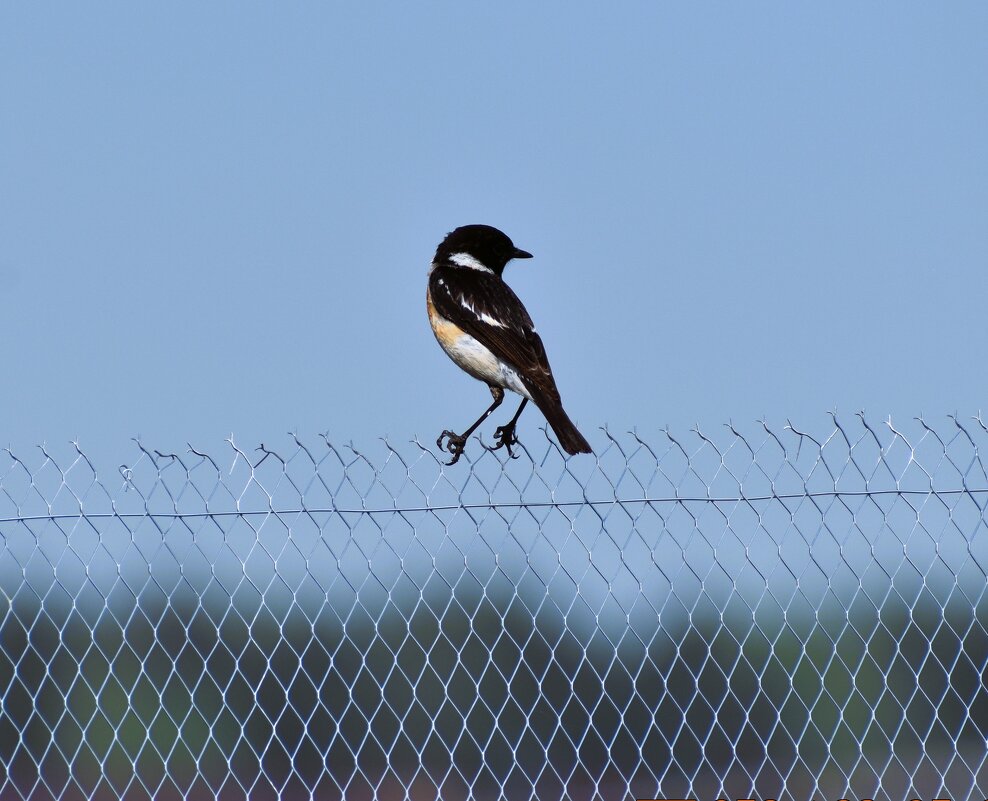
[1, 414, 986, 800]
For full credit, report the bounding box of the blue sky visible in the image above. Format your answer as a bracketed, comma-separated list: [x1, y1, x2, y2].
[2, 3, 986, 466]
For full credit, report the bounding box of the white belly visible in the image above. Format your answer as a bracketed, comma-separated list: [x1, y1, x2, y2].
[428, 295, 532, 400]
[443, 331, 532, 399]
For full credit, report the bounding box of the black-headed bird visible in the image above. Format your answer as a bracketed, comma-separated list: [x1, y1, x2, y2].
[426, 224, 592, 465]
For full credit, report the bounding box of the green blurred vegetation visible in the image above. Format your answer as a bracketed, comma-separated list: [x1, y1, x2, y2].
[1, 569, 981, 799]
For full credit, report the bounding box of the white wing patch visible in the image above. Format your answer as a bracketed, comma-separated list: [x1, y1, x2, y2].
[454, 290, 506, 329]
[478, 311, 506, 328]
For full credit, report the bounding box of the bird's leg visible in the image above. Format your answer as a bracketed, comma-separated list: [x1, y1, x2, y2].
[437, 386, 505, 465]
[486, 398, 528, 458]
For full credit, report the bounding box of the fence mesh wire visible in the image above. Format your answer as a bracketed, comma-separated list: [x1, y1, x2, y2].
[1, 414, 986, 801]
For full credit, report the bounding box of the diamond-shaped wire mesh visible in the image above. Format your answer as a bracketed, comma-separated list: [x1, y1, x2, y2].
[1, 415, 986, 800]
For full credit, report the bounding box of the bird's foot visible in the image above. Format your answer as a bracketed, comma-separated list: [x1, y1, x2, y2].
[436, 430, 468, 465]
[485, 421, 521, 458]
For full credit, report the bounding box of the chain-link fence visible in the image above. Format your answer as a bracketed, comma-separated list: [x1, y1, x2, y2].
[1, 414, 986, 801]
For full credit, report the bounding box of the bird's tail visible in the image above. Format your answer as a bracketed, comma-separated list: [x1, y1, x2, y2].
[533, 395, 592, 456]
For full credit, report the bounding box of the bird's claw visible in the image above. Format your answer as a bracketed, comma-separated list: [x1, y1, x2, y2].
[484, 423, 521, 458]
[437, 430, 468, 465]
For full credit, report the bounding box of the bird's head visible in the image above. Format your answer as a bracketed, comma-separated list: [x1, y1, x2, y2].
[433, 224, 532, 276]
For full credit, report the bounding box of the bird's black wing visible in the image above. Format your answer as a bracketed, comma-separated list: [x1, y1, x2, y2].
[429, 266, 562, 403]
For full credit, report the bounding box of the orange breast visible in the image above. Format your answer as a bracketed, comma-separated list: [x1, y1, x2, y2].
[427, 291, 465, 350]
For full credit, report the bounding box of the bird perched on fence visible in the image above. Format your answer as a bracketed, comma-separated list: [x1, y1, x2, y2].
[426, 224, 592, 465]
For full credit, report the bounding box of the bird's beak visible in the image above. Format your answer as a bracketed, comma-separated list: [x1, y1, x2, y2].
[512, 247, 533, 260]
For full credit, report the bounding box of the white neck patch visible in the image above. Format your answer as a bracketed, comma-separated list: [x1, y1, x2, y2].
[448, 252, 493, 273]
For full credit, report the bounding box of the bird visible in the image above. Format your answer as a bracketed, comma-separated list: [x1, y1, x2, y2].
[426, 224, 592, 465]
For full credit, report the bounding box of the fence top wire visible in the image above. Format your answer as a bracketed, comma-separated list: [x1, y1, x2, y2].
[2, 412, 987, 524]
